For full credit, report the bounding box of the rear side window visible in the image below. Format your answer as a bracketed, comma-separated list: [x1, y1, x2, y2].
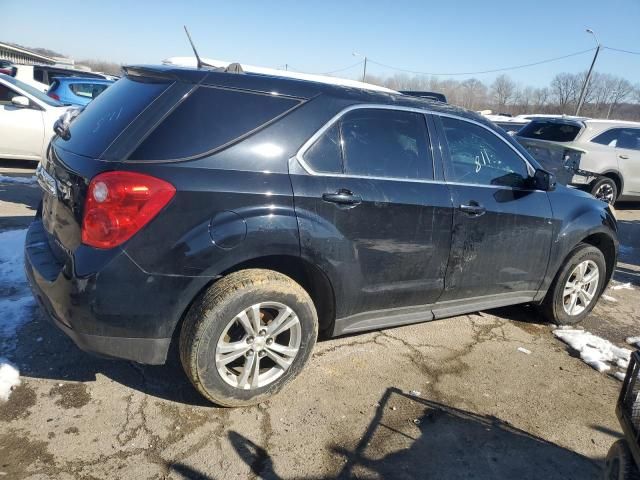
[70, 83, 109, 99]
[57, 77, 170, 158]
[518, 121, 581, 142]
[129, 87, 301, 161]
[618, 129, 640, 151]
[301, 108, 433, 179]
[304, 123, 343, 173]
[591, 128, 621, 147]
[341, 109, 432, 179]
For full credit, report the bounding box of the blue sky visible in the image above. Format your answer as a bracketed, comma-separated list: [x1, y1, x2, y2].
[4, 0, 640, 86]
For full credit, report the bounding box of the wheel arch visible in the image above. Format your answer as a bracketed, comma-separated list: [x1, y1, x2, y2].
[595, 170, 624, 198]
[581, 232, 617, 287]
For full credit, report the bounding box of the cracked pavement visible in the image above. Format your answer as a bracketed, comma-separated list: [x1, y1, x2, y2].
[1, 161, 639, 479]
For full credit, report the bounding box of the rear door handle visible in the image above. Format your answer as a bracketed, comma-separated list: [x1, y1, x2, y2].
[619, 154, 630, 159]
[459, 203, 486, 217]
[322, 189, 362, 207]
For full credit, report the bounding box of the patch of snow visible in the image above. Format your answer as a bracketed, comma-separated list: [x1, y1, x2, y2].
[408, 390, 421, 397]
[601, 294, 618, 302]
[553, 328, 631, 374]
[0, 174, 36, 185]
[0, 228, 34, 353]
[626, 336, 640, 347]
[517, 347, 531, 355]
[617, 358, 630, 369]
[611, 282, 633, 291]
[0, 358, 20, 402]
[614, 371, 627, 381]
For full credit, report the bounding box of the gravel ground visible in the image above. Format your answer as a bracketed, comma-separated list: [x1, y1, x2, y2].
[1, 160, 639, 480]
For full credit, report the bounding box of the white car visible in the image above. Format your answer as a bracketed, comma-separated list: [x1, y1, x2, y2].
[0, 73, 71, 161]
[10, 65, 50, 92]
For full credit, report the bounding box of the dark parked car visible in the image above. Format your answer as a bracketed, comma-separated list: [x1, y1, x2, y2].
[26, 65, 618, 406]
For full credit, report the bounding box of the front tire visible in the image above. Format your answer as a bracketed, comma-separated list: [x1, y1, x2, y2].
[541, 243, 607, 325]
[180, 269, 318, 407]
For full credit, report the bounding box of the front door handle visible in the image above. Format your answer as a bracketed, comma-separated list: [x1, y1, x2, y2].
[322, 189, 362, 207]
[459, 202, 486, 217]
[619, 154, 630, 159]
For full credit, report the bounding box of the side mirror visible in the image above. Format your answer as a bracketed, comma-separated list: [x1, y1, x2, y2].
[533, 168, 556, 191]
[11, 96, 30, 108]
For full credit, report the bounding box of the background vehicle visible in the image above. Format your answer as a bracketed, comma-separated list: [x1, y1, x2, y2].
[399, 91, 447, 102]
[26, 64, 617, 407]
[605, 350, 640, 479]
[9, 65, 49, 92]
[32, 65, 115, 85]
[47, 77, 113, 106]
[0, 73, 70, 161]
[516, 117, 640, 203]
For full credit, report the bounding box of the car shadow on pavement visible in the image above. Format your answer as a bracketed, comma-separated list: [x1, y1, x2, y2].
[169, 387, 601, 479]
[17, 309, 212, 407]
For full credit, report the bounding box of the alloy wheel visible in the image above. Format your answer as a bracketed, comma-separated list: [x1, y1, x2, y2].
[594, 183, 615, 204]
[562, 260, 599, 316]
[215, 302, 302, 390]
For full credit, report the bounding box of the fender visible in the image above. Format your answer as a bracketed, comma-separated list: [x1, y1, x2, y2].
[534, 186, 618, 302]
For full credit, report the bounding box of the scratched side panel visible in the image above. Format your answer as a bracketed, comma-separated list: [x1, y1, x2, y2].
[440, 186, 553, 301]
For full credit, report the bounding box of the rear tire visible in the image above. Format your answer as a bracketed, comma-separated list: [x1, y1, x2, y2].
[540, 243, 606, 325]
[591, 177, 618, 204]
[604, 440, 640, 480]
[179, 269, 318, 407]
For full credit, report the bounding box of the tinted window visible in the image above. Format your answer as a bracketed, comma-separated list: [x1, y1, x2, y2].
[442, 117, 528, 188]
[518, 120, 581, 142]
[617, 129, 640, 151]
[33, 68, 44, 83]
[591, 128, 621, 147]
[1, 75, 61, 107]
[70, 83, 109, 99]
[56, 77, 170, 158]
[340, 109, 432, 179]
[0, 84, 18, 105]
[130, 87, 301, 161]
[304, 123, 342, 173]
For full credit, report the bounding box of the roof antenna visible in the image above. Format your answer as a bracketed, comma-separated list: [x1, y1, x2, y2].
[183, 25, 212, 69]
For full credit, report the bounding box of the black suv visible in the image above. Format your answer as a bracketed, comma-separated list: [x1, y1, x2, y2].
[25, 65, 618, 406]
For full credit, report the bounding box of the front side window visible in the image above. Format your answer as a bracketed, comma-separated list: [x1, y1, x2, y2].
[441, 116, 529, 188]
[340, 109, 433, 179]
[0, 84, 18, 105]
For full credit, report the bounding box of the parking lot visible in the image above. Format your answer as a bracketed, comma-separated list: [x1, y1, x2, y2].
[1, 160, 639, 479]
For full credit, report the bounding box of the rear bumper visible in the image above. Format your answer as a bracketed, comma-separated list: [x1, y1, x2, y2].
[24, 220, 195, 364]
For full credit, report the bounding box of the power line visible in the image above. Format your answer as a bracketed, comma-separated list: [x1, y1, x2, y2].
[605, 46, 640, 56]
[365, 48, 597, 76]
[322, 61, 364, 75]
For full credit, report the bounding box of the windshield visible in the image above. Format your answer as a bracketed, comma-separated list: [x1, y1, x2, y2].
[0, 74, 63, 107]
[517, 120, 582, 142]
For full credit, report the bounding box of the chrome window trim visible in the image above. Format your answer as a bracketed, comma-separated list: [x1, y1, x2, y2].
[295, 103, 536, 182]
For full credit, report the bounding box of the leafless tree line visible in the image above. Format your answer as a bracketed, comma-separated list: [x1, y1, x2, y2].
[364, 71, 640, 120]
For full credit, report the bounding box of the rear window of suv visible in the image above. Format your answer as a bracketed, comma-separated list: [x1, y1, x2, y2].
[518, 120, 582, 142]
[55, 77, 170, 158]
[128, 86, 302, 161]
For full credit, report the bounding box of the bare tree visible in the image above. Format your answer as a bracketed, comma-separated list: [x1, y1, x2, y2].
[490, 74, 516, 111]
[550, 73, 580, 113]
[460, 78, 487, 110]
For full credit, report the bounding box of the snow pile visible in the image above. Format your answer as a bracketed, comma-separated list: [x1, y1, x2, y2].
[601, 294, 617, 302]
[611, 282, 633, 291]
[0, 174, 36, 185]
[627, 337, 640, 348]
[0, 358, 20, 402]
[0, 228, 34, 401]
[553, 327, 631, 375]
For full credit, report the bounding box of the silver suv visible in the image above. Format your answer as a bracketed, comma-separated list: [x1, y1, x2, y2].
[516, 118, 640, 203]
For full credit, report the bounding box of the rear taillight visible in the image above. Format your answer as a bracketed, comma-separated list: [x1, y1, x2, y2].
[82, 171, 175, 249]
[48, 92, 60, 100]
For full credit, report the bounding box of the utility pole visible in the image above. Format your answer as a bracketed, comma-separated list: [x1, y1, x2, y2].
[575, 29, 601, 116]
[352, 52, 367, 82]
